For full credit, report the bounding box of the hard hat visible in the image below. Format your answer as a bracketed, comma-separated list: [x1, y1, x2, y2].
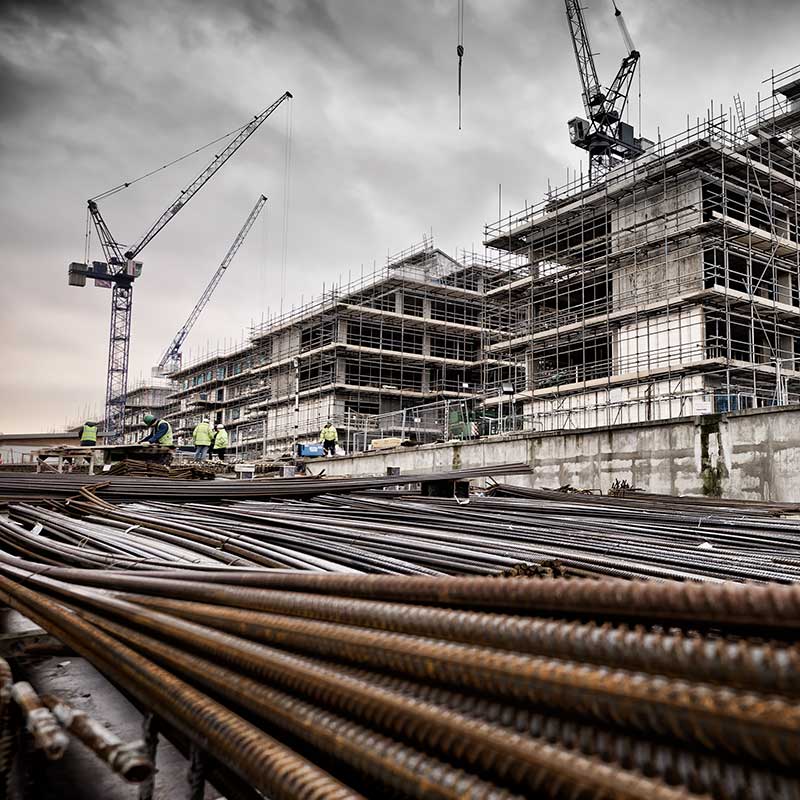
[216, 423, 223, 429]
[143, 413, 156, 425]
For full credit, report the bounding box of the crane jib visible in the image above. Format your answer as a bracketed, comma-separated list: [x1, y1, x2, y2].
[155, 194, 269, 375]
[127, 92, 291, 259]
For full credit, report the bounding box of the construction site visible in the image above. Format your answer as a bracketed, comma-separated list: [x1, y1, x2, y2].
[1, 0, 800, 798]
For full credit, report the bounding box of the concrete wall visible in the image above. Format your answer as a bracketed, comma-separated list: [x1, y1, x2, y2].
[316, 406, 800, 502]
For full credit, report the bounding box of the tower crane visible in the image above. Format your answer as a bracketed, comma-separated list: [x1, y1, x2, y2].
[68, 91, 292, 442]
[564, 1, 650, 182]
[154, 194, 268, 377]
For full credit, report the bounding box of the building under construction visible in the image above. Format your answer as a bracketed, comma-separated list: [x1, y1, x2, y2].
[6, 4, 800, 795]
[158, 243, 497, 456]
[482, 68, 800, 433]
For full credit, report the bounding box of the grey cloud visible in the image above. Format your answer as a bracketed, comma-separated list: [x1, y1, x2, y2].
[2, 0, 800, 432]
[0, 51, 50, 121]
[0, 0, 91, 26]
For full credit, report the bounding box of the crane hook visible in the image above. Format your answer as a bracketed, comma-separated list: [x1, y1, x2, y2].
[457, 0, 465, 130]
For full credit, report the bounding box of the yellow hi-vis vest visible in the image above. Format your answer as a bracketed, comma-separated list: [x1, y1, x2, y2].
[155, 420, 173, 446]
[80, 424, 98, 444]
[213, 428, 228, 449]
[193, 422, 212, 446]
[320, 426, 338, 442]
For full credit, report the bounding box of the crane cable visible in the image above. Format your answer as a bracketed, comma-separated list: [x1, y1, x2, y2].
[279, 100, 293, 316]
[457, 0, 465, 130]
[88, 119, 253, 202]
[84, 205, 92, 264]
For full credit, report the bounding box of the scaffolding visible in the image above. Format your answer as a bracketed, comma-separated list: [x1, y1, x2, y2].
[481, 65, 800, 430]
[165, 240, 501, 458]
[137, 65, 800, 456]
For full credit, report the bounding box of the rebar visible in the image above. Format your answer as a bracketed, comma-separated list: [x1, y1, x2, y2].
[113, 585, 800, 696]
[0, 568, 698, 799]
[0, 657, 15, 795]
[10, 682, 69, 761]
[0, 577, 362, 800]
[74, 609, 527, 800]
[40, 694, 153, 783]
[71, 591, 798, 765]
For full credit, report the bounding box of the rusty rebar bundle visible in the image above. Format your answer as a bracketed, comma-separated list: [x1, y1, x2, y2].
[1, 479, 800, 796]
[0, 658, 14, 793]
[0, 558, 798, 799]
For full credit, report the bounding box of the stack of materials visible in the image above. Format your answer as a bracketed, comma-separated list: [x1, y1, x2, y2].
[0, 463, 531, 503]
[0, 565, 797, 799]
[1, 468, 799, 797]
[487, 482, 800, 515]
[106, 459, 217, 480]
[3, 484, 800, 580]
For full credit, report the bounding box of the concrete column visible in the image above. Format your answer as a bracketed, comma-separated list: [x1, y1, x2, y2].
[421, 368, 431, 392]
[779, 333, 795, 370]
[777, 271, 793, 306]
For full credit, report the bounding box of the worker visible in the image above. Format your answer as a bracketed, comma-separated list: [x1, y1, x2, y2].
[79, 421, 98, 447]
[319, 421, 338, 456]
[141, 413, 174, 465]
[212, 423, 228, 461]
[192, 418, 213, 461]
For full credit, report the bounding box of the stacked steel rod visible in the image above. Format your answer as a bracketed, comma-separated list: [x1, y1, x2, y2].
[486, 482, 800, 515]
[4, 486, 800, 580]
[0, 463, 530, 504]
[1, 470, 800, 796]
[0, 562, 798, 799]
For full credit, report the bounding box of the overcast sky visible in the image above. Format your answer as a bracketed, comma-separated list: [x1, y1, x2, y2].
[1, 0, 799, 432]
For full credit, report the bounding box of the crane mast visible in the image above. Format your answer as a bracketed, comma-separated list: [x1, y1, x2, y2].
[564, 1, 649, 182]
[68, 91, 292, 442]
[155, 194, 268, 376]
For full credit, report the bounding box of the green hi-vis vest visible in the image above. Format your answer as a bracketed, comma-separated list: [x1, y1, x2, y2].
[213, 428, 228, 449]
[156, 420, 173, 446]
[80, 424, 98, 444]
